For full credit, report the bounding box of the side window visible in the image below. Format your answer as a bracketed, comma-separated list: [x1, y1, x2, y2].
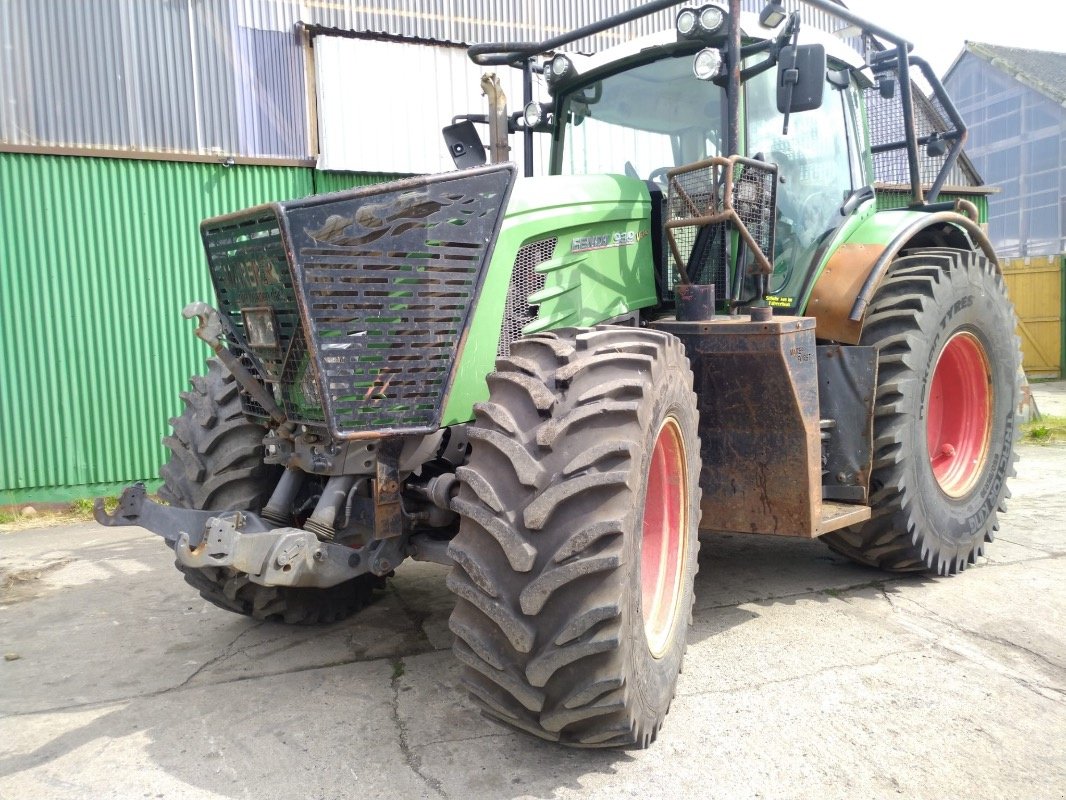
[745, 63, 854, 292]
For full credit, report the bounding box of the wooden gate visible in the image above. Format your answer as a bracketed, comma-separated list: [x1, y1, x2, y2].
[1002, 255, 1064, 379]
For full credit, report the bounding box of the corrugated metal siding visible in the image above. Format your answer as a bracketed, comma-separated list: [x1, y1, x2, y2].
[1, 0, 307, 159]
[0, 153, 317, 496]
[312, 170, 403, 193]
[2, 0, 850, 160]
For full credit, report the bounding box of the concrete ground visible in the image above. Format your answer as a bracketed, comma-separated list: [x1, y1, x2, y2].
[1031, 379, 1066, 418]
[1, 445, 1064, 799]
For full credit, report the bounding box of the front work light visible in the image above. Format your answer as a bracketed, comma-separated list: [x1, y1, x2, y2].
[676, 8, 698, 36]
[698, 4, 725, 33]
[693, 47, 724, 81]
[523, 101, 551, 130]
[549, 54, 573, 80]
[759, 0, 787, 28]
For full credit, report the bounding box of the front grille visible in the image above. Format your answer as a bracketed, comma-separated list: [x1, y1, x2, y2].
[202, 211, 324, 423]
[497, 238, 556, 357]
[200, 164, 516, 438]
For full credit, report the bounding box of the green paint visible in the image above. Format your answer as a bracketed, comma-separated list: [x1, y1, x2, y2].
[0, 152, 395, 500]
[876, 189, 989, 224]
[797, 206, 949, 314]
[0, 480, 163, 506]
[440, 174, 658, 425]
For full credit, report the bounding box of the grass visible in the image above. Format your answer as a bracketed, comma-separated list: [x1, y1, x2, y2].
[1021, 414, 1066, 444]
[0, 496, 119, 531]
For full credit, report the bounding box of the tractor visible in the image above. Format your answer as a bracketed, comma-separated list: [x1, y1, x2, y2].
[97, 0, 1021, 748]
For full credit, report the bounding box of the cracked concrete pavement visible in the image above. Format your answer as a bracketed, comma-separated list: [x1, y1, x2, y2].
[1, 443, 1064, 800]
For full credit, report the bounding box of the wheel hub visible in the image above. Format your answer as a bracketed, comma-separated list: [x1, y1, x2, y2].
[640, 417, 687, 658]
[926, 331, 992, 497]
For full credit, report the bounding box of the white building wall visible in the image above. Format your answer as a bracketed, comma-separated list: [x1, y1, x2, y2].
[315, 36, 551, 174]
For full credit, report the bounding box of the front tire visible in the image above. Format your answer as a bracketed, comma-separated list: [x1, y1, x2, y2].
[447, 327, 701, 748]
[159, 358, 384, 624]
[823, 249, 1021, 575]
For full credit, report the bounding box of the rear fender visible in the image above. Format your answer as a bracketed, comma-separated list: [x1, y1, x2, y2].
[804, 209, 998, 343]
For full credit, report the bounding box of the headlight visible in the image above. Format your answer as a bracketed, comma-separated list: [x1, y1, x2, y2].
[523, 101, 544, 129]
[698, 4, 725, 33]
[692, 48, 724, 81]
[676, 8, 698, 36]
[549, 54, 573, 80]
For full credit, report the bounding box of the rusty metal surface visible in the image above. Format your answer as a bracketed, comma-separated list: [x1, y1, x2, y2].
[815, 500, 872, 534]
[676, 283, 716, 321]
[806, 242, 884, 343]
[665, 156, 778, 289]
[373, 439, 404, 542]
[651, 314, 822, 537]
[817, 345, 877, 503]
[848, 212, 1000, 323]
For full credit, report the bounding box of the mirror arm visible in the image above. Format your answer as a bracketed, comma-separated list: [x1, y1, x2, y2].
[779, 19, 802, 135]
[739, 13, 798, 83]
[451, 113, 488, 126]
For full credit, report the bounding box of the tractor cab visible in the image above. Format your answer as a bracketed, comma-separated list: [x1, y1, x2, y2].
[543, 19, 873, 314]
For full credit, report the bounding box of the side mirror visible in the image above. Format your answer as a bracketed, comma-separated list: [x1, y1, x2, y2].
[442, 121, 487, 169]
[777, 44, 826, 114]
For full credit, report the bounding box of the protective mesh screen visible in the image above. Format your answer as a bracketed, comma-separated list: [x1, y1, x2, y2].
[666, 158, 777, 291]
[865, 79, 956, 188]
[497, 238, 556, 357]
[202, 165, 515, 436]
[201, 210, 324, 424]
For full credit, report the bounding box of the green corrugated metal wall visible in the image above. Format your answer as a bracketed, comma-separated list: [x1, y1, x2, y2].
[0, 152, 397, 503]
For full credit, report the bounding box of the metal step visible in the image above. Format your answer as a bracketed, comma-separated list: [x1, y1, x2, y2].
[814, 501, 872, 536]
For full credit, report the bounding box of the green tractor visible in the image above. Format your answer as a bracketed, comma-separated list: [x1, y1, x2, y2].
[98, 0, 1020, 748]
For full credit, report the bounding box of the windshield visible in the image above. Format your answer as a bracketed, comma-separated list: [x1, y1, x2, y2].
[555, 53, 725, 180]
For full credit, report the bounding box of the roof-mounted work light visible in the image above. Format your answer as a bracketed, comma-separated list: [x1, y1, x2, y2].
[698, 4, 725, 34]
[677, 4, 728, 41]
[759, 0, 787, 28]
[544, 53, 576, 95]
[676, 8, 698, 36]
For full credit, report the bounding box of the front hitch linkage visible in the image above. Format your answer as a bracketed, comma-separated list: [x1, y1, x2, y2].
[94, 483, 406, 588]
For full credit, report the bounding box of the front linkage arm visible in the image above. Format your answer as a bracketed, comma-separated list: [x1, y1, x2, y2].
[94, 483, 407, 588]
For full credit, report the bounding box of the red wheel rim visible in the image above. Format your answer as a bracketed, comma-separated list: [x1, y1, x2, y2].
[641, 417, 687, 659]
[926, 332, 992, 497]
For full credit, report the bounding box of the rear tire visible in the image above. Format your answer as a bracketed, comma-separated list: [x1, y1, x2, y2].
[447, 327, 701, 748]
[822, 250, 1021, 575]
[160, 358, 384, 624]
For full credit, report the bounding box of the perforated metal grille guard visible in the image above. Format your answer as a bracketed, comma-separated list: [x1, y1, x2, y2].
[200, 163, 517, 439]
[498, 238, 556, 358]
